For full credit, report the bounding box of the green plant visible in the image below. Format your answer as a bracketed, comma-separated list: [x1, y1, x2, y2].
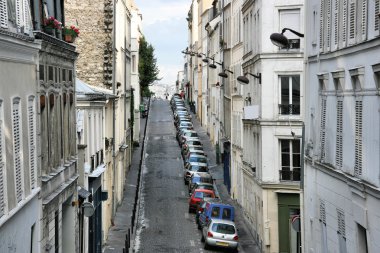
[63, 25, 80, 37]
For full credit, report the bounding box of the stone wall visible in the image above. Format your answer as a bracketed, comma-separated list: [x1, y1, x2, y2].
[64, 0, 113, 87]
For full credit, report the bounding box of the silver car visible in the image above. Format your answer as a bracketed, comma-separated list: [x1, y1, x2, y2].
[201, 219, 239, 251]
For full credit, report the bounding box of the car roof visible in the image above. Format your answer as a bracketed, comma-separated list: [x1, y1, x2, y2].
[192, 172, 212, 178]
[195, 182, 213, 187]
[189, 162, 208, 166]
[188, 154, 207, 158]
[210, 219, 236, 226]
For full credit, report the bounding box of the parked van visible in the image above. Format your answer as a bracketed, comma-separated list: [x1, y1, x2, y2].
[198, 200, 235, 229]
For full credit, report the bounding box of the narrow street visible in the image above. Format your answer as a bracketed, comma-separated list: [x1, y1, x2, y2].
[134, 99, 260, 253]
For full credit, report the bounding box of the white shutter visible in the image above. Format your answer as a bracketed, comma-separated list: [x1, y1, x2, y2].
[333, 0, 339, 47]
[326, 0, 331, 50]
[361, 0, 367, 40]
[0, 101, 5, 217]
[23, 0, 31, 33]
[375, 0, 379, 31]
[0, 0, 8, 28]
[354, 100, 363, 177]
[335, 100, 343, 169]
[337, 210, 346, 237]
[348, 1, 356, 44]
[15, 0, 23, 28]
[319, 200, 326, 224]
[12, 99, 23, 203]
[342, 0, 348, 45]
[320, 97, 327, 161]
[320, 0, 325, 50]
[28, 97, 36, 190]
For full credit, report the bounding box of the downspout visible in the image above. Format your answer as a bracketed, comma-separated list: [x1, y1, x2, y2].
[112, 0, 117, 217]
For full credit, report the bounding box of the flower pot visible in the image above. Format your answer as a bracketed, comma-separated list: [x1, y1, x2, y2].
[64, 34, 75, 43]
[44, 27, 55, 36]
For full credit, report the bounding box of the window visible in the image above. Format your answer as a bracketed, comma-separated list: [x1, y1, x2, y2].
[357, 223, 368, 253]
[320, 97, 327, 161]
[354, 100, 363, 176]
[12, 98, 23, 203]
[279, 9, 301, 49]
[337, 210, 347, 253]
[0, 0, 8, 28]
[28, 96, 37, 190]
[319, 200, 328, 252]
[335, 98, 343, 169]
[132, 55, 136, 73]
[279, 139, 301, 181]
[211, 207, 220, 217]
[222, 208, 231, 219]
[0, 99, 5, 217]
[279, 75, 301, 115]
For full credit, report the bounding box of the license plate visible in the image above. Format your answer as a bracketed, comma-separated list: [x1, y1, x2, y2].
[216, 241, 229, 247]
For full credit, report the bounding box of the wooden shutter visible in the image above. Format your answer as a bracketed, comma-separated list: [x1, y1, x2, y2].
[0, 0, 7, 28]
[342, 0, 348, 45]
[0, 102, 4, 217]
[335, 100, 343, 169]
[348, 0, 356, 44]
[320, 97, 327, 161]
[326, 0, 332, 50]
[354, 100, 363, 176]
[375, 0, 379, 31]
[28, 97, 36, 190]
[320, 0, 325, 50]
[12, 99, 23, 203]
[333, 0, 339, 48]
[361, 0, 367, 41]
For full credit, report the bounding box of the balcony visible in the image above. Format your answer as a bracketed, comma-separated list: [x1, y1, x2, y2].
[279, 169, 300, 181]
[243, 105, 259, 120]
[278, 104, 300, 115]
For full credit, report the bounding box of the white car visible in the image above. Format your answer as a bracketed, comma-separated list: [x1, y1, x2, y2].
[201, 219, 238, 252]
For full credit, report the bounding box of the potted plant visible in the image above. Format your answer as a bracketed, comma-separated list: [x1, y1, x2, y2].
[43, 16, 62, 36]
[63, 25, 80, 43]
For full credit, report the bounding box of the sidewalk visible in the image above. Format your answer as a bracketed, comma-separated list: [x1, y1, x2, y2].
[103, 117, 147, 253]
[190, 111, 261, 253]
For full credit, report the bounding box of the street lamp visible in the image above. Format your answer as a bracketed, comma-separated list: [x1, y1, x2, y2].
[209, 59, 223, 69]
[270, 28, 304, 48]
[218, 69, 233, 78]
[237, 73, 261, 84]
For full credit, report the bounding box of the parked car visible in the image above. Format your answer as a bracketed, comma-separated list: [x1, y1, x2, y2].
[201, 219, 238, 251]
[181, 144, 203, 158]
[189, 189, 215, 213]
[184, 153, 208, 166]
[182, 147, 205, 159]
[177, 121, 193, 130]
[181, 136, 201, 149]
[184, 162, 208, 184]
[196, 197, 222, 227]
[198, 200, 235, 229]
[188, 172, 213, 193]
[189, 182, 215, 197]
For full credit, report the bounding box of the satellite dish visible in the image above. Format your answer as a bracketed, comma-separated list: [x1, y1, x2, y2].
[82, 202, 95, 217]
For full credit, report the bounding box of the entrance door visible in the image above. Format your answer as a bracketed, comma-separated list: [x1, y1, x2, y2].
[278, 193, 300, 253]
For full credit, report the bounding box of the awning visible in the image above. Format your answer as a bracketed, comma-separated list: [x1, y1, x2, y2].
[78, 187, 91, 199]
[89, 164, 106, 178]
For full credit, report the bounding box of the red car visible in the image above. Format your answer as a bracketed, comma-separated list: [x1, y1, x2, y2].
[189, 189, 215, 213]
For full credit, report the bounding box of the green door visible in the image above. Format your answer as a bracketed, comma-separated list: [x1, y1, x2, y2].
[278, 193, 300, 253]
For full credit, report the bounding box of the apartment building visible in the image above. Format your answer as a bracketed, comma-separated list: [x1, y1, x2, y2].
[304, 0, 380, 252]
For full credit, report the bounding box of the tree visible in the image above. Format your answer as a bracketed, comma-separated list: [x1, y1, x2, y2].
[139, 36, 160, 97]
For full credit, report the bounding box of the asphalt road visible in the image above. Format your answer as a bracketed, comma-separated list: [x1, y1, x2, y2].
[134, 99, 232, 253]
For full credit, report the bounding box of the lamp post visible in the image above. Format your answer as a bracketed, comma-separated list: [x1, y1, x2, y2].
[270, 28, 304, 48]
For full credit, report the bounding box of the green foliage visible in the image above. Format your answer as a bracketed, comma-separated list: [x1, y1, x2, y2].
[139, 36, 161, 97]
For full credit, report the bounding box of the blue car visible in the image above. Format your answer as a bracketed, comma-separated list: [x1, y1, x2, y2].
[198, 200, 235, 229]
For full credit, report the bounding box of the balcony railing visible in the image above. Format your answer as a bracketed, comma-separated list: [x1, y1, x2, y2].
[278, 104, 300, 115]
[279, 169, 300, 181]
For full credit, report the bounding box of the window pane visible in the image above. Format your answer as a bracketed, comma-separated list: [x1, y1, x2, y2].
[293, 154, 300, 167]
[281, 77, 290, 104]
[292, 76, 300, 104]
[281, 140, 290, 153]
[222, 208, 232, 219]
[211, 207, 220, 217]
[282, 154, 290, 166]
[292, 139, 301, 153]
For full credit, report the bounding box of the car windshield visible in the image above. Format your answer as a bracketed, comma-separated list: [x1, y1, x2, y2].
[188, 141, 202, 146]
[211, 223, 236, 234]
[198, 185, 213, 190]
[194, 192, 213, 199]
[189, 157, 207, 163]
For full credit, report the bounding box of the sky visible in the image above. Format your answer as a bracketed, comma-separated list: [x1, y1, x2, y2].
[134, 0, 189, 87]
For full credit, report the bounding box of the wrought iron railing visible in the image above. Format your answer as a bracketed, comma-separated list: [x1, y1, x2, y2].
[279, 169, 301, 181]
[278, 104, 300, 115]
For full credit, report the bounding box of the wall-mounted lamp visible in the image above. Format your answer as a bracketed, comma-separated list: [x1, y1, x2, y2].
[270, 28, 304, 48]
[237, 73, 261, 84]
[209, 59, 223, 69]
[218, 69, 234, 78]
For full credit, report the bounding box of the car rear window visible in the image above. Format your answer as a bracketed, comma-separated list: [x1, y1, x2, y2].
[200, 177, 213, 184]
[211, 207, 220, 218]
[197, 167, 208, 172]
[211, 223, 236, 234]
[222, 208, 232, 219]
[195, 192, 214, 199]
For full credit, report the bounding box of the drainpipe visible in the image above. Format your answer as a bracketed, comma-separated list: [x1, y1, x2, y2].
[112, 0, 117, 217]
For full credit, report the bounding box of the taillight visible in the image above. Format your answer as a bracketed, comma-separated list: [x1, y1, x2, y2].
[199, 207, 203, 212]
[233, 235, 238, 241]
[207, 232, 213, 238]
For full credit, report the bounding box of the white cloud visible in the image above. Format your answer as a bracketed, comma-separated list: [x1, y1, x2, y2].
[137, 1, 189, 26]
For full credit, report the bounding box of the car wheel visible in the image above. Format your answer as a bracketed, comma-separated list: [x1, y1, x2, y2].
[204, 242, 209, 250]
[197, 223, 201, 230]
[188, 207, 192, 213]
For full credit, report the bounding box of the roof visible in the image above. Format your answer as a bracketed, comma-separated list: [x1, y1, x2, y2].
[76, 78, 117, 101]
[210, 219, 236, 226]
